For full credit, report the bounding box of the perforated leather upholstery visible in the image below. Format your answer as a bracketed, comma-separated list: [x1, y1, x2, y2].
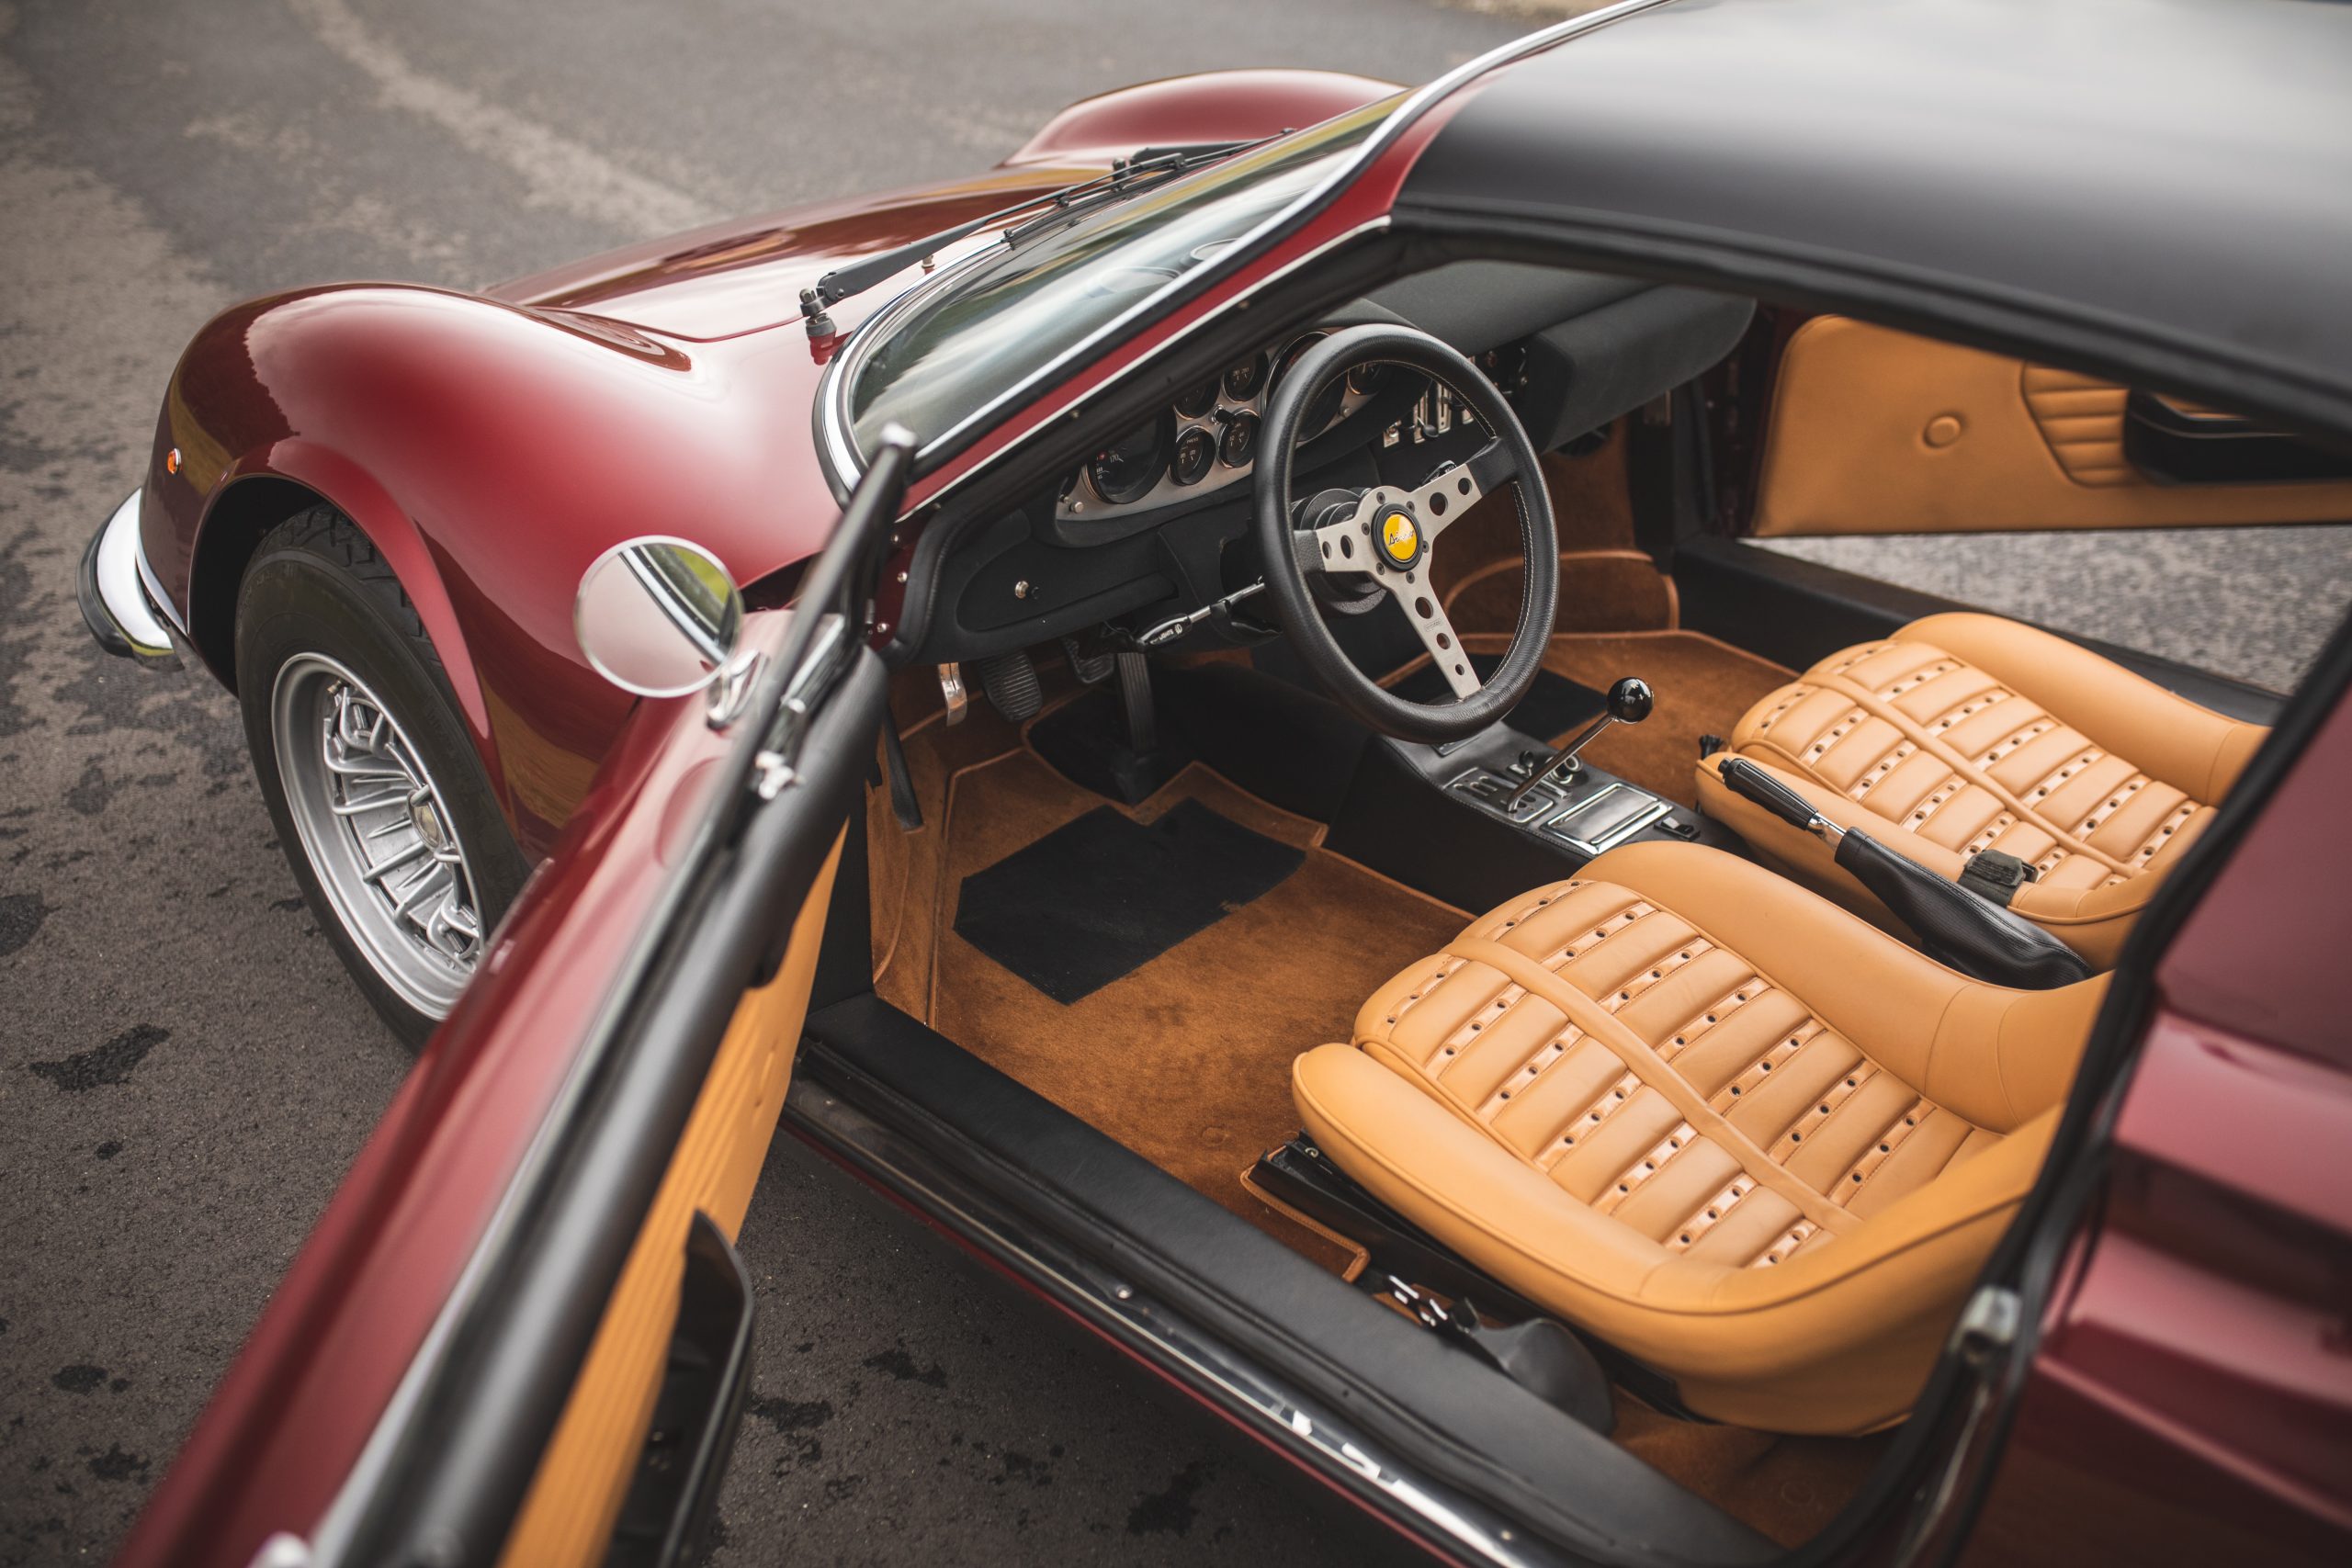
[1293, 841, 2106, 1435]
[1697, 613, 2266, 968]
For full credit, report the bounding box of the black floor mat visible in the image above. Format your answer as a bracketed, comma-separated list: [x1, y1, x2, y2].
[953, 799, 1305, 1003]
[1390, 656, 1605, 740]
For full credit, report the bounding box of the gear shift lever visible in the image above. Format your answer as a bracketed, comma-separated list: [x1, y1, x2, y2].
[1503, 677, 1653, 809]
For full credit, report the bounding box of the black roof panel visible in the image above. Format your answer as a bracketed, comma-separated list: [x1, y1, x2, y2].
[1397, 0, 2352, 426]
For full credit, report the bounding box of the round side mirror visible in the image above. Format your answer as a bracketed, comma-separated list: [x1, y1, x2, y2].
[574, 536, 744, 698]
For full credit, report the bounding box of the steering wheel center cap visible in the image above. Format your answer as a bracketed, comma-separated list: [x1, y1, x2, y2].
[1375, 504, 1424, 571]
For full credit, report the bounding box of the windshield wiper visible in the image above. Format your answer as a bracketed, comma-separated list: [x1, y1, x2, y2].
[799, 134, 1283, 333]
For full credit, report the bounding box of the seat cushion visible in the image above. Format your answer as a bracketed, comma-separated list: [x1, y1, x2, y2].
[1696, 613, 2266, 967]
[1292, 841, 2106, 1435]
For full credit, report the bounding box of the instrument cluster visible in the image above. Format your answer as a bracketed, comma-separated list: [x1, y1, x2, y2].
[1055, 332, 1386, 526]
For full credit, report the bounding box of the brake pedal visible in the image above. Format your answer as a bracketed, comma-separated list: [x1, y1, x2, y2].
[973, 649, 1043, 723]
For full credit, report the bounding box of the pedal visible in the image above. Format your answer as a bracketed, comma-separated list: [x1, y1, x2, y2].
[1114, 651, 1157, 756]
[973, 649, 1043, 723]
[1060, 634, 1115, 685]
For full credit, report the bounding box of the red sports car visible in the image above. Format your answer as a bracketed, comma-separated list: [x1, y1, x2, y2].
[78, 1, 2352, 1563]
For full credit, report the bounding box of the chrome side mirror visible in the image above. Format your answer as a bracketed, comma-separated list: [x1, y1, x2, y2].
[574, 536, 747, 703]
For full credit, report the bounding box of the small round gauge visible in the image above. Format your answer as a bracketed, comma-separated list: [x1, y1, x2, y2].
[1272, 334, 1346, 434]
[1218, 410, 1260, 468]
[1087, 412, 1174, 505]
[1170, 426, 1216, 487]
[1222, 352, 1270, 403]
[1346, 361, 1390, 397]
[1173, 379, 1218, 420]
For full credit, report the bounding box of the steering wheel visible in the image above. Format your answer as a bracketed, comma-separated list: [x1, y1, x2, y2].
[1252, 324, 1557, 745]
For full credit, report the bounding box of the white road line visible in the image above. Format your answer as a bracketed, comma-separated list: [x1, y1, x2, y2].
[285, 0, 716, 238]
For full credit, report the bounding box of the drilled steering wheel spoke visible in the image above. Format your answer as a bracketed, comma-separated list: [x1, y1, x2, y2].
[1413, 437, 1511, 545]
[1304, 502, 1377, 576]
[1400, 590, 1477, 698]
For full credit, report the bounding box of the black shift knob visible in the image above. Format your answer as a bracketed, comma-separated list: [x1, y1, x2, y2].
[1608, 677, 1654, 724]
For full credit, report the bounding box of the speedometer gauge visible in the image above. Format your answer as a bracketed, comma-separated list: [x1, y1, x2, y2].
[1088, 412, 1174, 505]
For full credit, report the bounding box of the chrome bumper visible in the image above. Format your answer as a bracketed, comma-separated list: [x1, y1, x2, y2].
[76, 490, 182, 670]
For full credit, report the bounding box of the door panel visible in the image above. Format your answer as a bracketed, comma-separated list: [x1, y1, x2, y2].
[111, 618, 800, 1568]
[499, 835, 844, 1568]
[1751, 316, 2352, 536]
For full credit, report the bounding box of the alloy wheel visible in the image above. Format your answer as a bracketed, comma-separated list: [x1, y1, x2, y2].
[270, 652, 485, 1019]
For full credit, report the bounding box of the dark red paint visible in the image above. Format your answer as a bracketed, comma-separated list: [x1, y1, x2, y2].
[1962, 685, 2352, 1566]
[140, 66, 1399, 857]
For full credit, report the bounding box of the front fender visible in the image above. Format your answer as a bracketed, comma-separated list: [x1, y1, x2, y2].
[149, 285, 839, 854]
[1001, 68, 1403, 168]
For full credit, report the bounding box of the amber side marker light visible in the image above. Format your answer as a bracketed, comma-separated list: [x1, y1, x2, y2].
[164, 447, 182, 475]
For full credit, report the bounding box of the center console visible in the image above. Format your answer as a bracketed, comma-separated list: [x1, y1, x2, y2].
[1321, 674, 1742, 915]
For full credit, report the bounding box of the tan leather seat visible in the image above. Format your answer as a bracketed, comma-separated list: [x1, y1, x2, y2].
[1293, 842, 2106, 1435]
[1697, 613, 2265, 968]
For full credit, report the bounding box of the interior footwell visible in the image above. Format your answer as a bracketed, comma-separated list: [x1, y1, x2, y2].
[1614, 1400, 1894, 1550]
[871, 651, 1878, 1549]
[892, 738, 1467, 1262]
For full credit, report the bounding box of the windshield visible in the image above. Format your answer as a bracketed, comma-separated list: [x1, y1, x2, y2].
[844, 96, 1399, 455]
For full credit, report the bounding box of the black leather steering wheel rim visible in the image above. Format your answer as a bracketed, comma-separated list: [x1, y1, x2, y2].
[1252, 323, 1558, 745]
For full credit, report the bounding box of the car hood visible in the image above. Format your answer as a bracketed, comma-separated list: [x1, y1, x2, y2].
[487, 167, 1094, 343]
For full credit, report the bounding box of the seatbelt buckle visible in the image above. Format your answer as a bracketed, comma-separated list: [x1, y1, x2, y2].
[1958, 849, 2036, 906]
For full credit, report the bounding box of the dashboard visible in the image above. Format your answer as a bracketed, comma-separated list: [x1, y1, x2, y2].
[911, 264, 1758, 663]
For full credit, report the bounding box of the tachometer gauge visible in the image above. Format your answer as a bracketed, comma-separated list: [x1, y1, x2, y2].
[1087, 411, 1174, 505]
[1170, 426, 1216, 487]
[1272, 334, 1347, 435]
[1222, 351, 1269, 402]
[1218, 410, 1259, 468]
[1173, 380, 1218, 420]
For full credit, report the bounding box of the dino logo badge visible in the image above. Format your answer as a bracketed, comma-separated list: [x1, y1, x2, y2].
[1378, 508, 1422, 569]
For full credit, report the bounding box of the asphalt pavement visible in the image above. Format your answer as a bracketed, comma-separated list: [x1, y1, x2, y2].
[1, 2, 2345, 1565]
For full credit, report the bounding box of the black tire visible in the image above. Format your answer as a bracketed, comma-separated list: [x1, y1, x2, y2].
[234, 506, 528, 1046]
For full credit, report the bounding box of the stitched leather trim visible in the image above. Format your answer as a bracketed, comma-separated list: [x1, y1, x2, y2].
[1770, 1063, 1880, 1166]
[1539, 1067, 1643, 1169]
[1666, 1175, 1757, 1253]
[1751, 1218, 1821, 1269]
[1476, 1027, 1579, 1122]
[1591, 1121, 1699, 1218]
[1453, 932, 1854, 1235]
[1836, 1098, 1934, 1202]
[1708, 1022, 1820, 1114]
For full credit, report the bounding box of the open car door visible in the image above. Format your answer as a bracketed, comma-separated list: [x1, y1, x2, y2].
[116, 435, 915, 1568]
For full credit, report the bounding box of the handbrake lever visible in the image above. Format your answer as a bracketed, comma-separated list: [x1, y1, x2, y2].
[1714, 756, 2090, 989]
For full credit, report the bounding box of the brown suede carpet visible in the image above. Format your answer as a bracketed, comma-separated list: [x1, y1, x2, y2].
[1614, 1401, 1893, 1549]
